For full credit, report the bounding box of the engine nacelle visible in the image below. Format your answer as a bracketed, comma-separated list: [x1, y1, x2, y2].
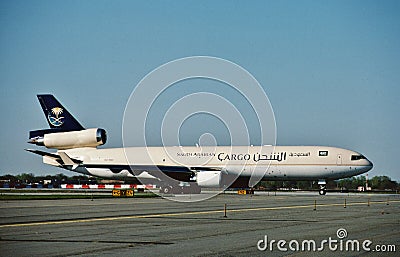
[197, 170, 223, 188]
[30, 128, 107, 149]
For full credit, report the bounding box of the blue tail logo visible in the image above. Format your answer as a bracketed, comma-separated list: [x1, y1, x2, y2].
[48, 107, 64, 127]
[29, 94, 85, 139]
[37, 94, 84, 131]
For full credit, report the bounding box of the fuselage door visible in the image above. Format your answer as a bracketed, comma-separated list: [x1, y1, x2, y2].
[336, 154, 342, 165]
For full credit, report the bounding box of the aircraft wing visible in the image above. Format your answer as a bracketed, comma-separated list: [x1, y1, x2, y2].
[145, 165, 223, 183]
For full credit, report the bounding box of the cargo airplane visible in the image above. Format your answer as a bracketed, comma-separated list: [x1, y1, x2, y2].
[27, 95, 373, 195]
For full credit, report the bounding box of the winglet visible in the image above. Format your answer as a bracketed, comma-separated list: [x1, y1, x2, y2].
[58, 152, 80, 170]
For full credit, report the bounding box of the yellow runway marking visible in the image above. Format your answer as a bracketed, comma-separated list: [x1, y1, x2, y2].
[1, 200, 398, 228]
[0, 198, 164, 209]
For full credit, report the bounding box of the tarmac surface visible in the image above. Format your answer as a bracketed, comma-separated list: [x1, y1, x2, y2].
[0, 192, 399, 256]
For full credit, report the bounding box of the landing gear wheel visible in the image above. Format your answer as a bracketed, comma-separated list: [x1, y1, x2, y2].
[160, 186, 173, 194]
[319, 185, 327, 195]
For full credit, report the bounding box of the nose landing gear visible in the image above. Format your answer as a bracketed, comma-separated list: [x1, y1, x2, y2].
[318, 180, 327, 195]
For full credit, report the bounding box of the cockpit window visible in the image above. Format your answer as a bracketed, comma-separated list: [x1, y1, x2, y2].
[351, 155, 366, 161]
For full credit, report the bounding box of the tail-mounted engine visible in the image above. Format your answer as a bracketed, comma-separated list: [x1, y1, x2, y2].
[28, 128, 107, 149]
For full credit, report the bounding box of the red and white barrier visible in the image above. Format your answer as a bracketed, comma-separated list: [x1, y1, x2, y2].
[61, 184, 156, 189]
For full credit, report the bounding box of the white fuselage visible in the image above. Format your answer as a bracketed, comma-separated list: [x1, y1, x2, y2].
[45, 146, 373, 185]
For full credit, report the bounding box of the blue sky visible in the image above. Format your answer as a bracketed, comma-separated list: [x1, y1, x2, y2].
[0, 0, 399, 181]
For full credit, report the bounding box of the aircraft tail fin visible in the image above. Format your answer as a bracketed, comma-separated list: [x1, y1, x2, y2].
[37, 94, 84, 131]
[29, 94, 85, 139]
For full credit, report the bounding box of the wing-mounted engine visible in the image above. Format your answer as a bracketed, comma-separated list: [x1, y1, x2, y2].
[196, 170, 224, 188]
[29, 128, 107, 149]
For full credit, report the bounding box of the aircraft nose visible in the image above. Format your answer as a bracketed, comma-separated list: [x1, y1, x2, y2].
[366, 159, 373, 171]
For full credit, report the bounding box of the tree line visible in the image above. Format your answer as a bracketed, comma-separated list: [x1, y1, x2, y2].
[0, 173, 97, 187]
[0, 173, 399, 191]
[257, 175, 399, 191]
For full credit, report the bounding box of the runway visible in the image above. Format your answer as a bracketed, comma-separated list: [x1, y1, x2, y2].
[1, 192, 399, 256]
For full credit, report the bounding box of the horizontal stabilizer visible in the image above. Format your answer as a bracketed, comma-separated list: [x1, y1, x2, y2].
[25, 149, 81, 169]
[25, 149, 60, 159]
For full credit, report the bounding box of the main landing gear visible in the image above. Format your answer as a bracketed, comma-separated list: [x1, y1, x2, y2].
[318, 180, 327, 195]
[159, 182, 201, 194]
[160, 185, 173, 194]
